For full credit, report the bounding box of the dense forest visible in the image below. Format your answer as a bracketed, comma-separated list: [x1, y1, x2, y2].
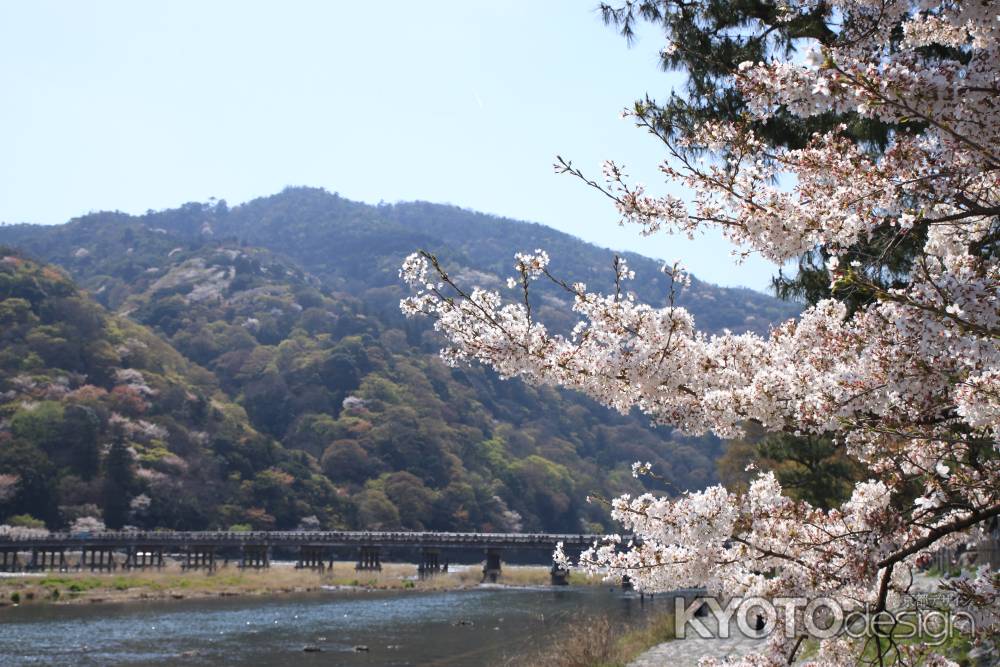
[0, 188, 800, 533]
[0, 250, 343, 530]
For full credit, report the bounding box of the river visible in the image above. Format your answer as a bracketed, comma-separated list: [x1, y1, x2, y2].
[0, 585, 670, 666]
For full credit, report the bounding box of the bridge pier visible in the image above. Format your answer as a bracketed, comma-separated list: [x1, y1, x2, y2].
[296, 545, 327, 570]
[356, 546, 381, 571]
[550, 562, 570, 586]
[418, 548, 441, 578]
[29, 547, 69, 571]
[482, 548, 502, 583]
[240, 544, 269, 569]
[124, 546, 165, 570]
[80, 546, 117, 571]
[0, 548, 21, 572]
[183, 546, 217, 570]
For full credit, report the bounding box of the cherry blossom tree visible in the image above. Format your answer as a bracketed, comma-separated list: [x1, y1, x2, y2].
[0, 473, 17, 503]
[402, 1, 998, 664]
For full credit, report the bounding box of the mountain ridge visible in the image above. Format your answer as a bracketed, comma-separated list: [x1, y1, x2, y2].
[0, 188, 799, 533]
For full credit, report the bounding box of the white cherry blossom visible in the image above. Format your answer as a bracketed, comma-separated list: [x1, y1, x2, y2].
[402, 2, 1000, 664]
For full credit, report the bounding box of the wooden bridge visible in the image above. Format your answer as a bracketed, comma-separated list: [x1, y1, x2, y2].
[0, 530, 604, 584]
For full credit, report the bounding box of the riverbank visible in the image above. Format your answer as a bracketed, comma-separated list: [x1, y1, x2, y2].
[500, 608, 676, 667]
[0, 562, 589, 607]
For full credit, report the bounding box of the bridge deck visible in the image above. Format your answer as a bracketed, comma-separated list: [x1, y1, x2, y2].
[0, 530, 607, 550]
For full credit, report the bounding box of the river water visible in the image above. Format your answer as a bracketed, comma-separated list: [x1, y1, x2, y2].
[0, 585, 669, 666]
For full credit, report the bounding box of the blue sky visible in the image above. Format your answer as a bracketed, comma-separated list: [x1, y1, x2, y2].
[0, 1, 783, 291]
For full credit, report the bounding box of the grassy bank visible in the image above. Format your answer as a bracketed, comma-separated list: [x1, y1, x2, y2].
[0, 562, 574, 607]
[501, 610, 676, 667]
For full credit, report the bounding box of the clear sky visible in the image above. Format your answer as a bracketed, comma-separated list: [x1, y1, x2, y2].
[0, 1, 783, 291]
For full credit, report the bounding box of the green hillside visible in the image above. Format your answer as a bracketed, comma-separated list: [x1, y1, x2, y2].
[0, 189, 799, 532]
[0, 249, 343, 531]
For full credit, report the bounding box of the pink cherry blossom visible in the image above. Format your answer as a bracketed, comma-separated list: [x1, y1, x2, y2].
[402, 2, 1000, 663]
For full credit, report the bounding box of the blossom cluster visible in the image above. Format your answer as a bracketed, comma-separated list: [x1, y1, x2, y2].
[402, 2, 999, 664]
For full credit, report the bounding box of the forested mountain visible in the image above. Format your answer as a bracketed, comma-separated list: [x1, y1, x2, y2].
[0, 188, 799, 533]
[0, 250, 343, 530]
